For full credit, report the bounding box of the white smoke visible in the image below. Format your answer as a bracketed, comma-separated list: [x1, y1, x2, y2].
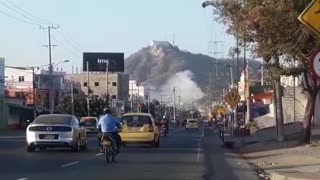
[158, 70, 204, 104]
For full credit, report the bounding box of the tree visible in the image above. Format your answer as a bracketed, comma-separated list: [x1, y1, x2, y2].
[206, 0, 319, 143]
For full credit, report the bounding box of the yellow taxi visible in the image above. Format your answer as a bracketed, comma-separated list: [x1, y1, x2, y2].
[119, 113, 160, 147]
[186, 119, 199, 131]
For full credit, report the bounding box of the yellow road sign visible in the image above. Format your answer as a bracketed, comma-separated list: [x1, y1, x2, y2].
[224, 89, 240, 108]
[298, 0, 320, 37]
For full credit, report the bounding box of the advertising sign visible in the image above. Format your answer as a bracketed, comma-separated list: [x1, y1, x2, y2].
[0, 58, 4, 99]
[83, 52, 124, 72]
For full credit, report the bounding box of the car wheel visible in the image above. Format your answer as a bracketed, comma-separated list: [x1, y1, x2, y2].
[152, 136, 160, 148]
[27, 145, 35, 152]
[80, 139, 87, 151]
[72, 139, 80, 152]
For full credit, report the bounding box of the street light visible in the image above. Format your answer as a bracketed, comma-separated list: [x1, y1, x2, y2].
[48, 59, 70, 114]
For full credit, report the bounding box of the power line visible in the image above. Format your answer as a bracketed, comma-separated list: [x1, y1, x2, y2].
[55, 29, 85, 53]
[0, 9, 39, 25]
[3, 0, 51, 25]
[0, 0, 44, 25]
[51, 35, 81, 58]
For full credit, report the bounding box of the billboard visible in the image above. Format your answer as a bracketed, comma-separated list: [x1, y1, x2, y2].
[83, 52, 124, 72]
[0, 58, 4, 99]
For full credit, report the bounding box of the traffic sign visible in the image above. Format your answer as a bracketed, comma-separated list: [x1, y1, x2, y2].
[36, 104, 43, 113]
[224, 89, 240, 108]
[298, 0, 320, 37]
[310, 50, 320, 79]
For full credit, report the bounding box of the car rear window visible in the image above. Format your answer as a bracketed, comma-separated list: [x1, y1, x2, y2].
[34, 115, 72, 125]
[80, 117, 97, 126]
[188, 120, 197, 123]
[121, 115, 152, 127]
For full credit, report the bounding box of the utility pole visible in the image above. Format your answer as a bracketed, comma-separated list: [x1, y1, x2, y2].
[244, 41, 251, 124]
[71, 83, 75, 115]
[41, 25, 59, 114]
[173, 87, 176, 123]
[130, 82, 134, 112]
[147, 91, 150, 114]
[32, 67, 37, 119]
[86, 61, 90, 117]
[105, 60, 110, 108]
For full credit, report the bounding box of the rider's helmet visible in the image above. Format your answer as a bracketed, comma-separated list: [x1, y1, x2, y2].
[103, 107, 112, 114]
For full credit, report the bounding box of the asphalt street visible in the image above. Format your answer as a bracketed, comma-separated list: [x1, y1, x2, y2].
[0, 125, 260, 180]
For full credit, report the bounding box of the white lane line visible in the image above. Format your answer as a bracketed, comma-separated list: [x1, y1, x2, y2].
[96, 153, 103, 156]
[201, 126, 205, 137]
[197, 140, 201, 162]
[61, 161, 79, 168]
[17, 178, 28, 180]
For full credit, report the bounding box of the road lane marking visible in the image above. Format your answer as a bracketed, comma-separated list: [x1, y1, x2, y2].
[96, 153, 103, 156]
[61, 161, 79, 168]
[17, 178, 28, 180]
[201, 126, 204, 137]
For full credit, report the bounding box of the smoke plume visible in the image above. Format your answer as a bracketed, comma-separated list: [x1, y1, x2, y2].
[158, 70, 204, 104]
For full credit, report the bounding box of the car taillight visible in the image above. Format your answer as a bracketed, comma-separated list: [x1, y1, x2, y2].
[148, 124, 154, 132]
[28, 126, 36, 131]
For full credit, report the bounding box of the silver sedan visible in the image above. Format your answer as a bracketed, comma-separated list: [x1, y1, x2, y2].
[26, 114, 87, 152]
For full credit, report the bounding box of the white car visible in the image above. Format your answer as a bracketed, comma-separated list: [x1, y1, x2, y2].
[80, 117, 99, 134]
[186, 119, 199, 131]
[26, 114, 87, 152]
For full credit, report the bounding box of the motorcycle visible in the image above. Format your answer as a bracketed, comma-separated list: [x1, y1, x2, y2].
[100, 134, 116, 164]
[160, 124, 168, 136]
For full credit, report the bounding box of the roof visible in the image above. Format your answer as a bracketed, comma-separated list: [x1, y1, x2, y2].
[34, 114, 73, 124]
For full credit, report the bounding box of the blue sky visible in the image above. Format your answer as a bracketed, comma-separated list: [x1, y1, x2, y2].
[0, 0, 235, 73]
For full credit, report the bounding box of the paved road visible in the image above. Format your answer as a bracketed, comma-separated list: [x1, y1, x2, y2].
[0, 126, 259, 180]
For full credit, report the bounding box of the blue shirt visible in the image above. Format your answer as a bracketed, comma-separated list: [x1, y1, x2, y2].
[97, 114, 121, 133]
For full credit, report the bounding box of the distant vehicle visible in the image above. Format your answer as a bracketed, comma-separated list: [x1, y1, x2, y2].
[26, 114, 87, 152]
[182, 119, 187, 126]
[120, 113, 160, 147]
[186, 119, 199, 131]
[80, 117, 99, 134]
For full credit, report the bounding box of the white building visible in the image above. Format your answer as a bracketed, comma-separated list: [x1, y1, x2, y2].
[129, 80, 145, 101]
[5, 67, 34, 89]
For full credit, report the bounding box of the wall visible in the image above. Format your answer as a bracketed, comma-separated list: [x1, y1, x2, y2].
[5, 67, 33, 89]
[66, 73, 129, 101]
[0, 57, 6, 129]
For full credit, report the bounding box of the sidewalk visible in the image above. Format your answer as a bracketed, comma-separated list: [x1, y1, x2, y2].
[0, 129, 25, 138]
[238, 141, 320, 180]
[221, 126, 320, 180]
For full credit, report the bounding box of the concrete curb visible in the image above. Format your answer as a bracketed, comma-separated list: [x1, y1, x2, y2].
[271, 171, 320, 180]
[258, 122, 302, 131]
[0, 136, 25, 139]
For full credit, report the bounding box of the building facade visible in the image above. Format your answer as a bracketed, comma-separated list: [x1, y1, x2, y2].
[0, 58, 6, 129]
[129, 80, 145, 100]
[65, 72, 129, 102]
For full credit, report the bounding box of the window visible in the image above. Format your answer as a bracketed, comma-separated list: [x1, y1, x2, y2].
[95, 82, 99, 86]
[84, 82, 88, 87]
[111, 95, 117, 99]
[18, 76, 25, 82]
[112, 82, 117, 86]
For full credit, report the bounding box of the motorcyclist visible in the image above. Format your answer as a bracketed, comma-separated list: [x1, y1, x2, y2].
[160, 116, 169, 133]
[97, 108, 122, 154]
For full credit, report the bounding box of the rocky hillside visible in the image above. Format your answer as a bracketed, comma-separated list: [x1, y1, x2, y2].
[125, 41, 262, 90]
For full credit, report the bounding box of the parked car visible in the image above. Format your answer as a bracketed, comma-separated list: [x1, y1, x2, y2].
[26, 114, 87, 152]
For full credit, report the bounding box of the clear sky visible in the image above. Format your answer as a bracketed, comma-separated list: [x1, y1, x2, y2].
[0, 0, 235, 73]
